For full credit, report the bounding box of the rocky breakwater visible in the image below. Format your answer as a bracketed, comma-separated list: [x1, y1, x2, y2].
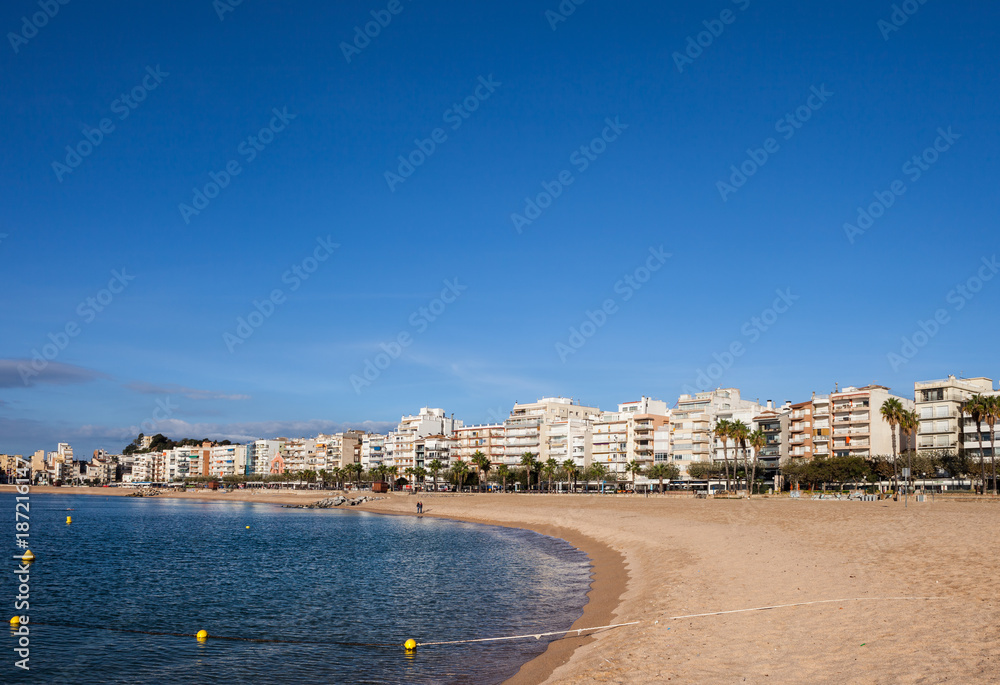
[286, 495, 383, 509]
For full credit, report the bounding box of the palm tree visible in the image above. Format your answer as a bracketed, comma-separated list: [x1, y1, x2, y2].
[747, 428, 766, 498]
[427, 459, 444, 492]
[646, 463, 679, 493]
[317, 468, 329, 489]
[900, 409, 920, 495]
[471, 451, 491, 493]
[588, 463, 608, 493]
[626, 459, 643, 491]
[414, 467, 427, 491]
[495, 464, 511, 493]
[962, 395, 988, 495]
[729, 420, 750, 493]
[451, 460, 469, 492]
[712, 419, 733, 492]
[880, 398, 904, 495]
[386, 465, 398, 491]
[543, 458, 559, 493]
[404, 467, 415, 489]
[983, 396, 1000, 496]
[520, 452, 538, 492]
[562, 459, 579, 493]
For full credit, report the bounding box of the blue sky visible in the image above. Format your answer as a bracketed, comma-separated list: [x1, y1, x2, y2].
[2, 0, 998, 456]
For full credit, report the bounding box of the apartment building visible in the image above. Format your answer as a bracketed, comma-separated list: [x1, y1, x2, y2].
[385, 408, 463, 470]
[548, 417, 593, 469]
[752, 402, 789, 471]
[315, 431, 365, 470]
[783, 394, 833, 461]
[830, 385, 913, 457]
[672, 388, 762, 477]
[503, 398, 602, 465]
[914, 376, 996, 455]
[247, 439, 285, 475]
[361, 433, 386, 469]
[593, 397, 669, 474]
[208, 444, 248, 477]
[454, 424, 505, 465]
[416, 434, 456, 470]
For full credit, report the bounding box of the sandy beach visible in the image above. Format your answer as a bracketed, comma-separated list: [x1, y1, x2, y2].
[14, 486, 1000, 683]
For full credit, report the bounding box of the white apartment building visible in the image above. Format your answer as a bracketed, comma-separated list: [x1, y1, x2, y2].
[277, 438, 319, 473]
[671, 388, 761, 477]
[914, 376, 996, 455]
[247, 439, 285, 475]
[829, 385, 913, 457]
[385, 408, 463, 470]
[417, 434, 457, 470]
[593, 397, 670, 475]
[548, 418, 593, 469]
[503, 398, 602, 465]
[208, 444, 247, 477]
[361, 433, 386, 469]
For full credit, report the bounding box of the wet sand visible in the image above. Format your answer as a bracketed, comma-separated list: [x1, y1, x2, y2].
[12, 486, 1000, 683]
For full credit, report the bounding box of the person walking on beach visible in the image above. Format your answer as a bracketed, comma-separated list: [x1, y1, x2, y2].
[416, 500, 423, 514]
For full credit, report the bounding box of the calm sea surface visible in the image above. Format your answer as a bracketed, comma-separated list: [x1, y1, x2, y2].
[1, 493, 591, 684]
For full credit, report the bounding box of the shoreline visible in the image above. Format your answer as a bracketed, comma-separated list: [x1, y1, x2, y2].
[8, 486, 1000, 683]
[5, 486, 625, 684]
[360, 501, 628, 685]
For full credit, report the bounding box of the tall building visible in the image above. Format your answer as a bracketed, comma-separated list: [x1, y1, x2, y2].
[247, 439, 285, 475]
[671, 388, 762, 477]
[914, 376, 996, 455]
[316, 431, 365, 470]
[593, 397, 669, 475]
[385, 408, 463, 470]
[454, 424, 505, 465]
[752, 401, 790, 471]
[830, 385, 913, 457]
[783, 394, 833, 461]
[360, 433, 386, 469]
[503, 398, 602, 465]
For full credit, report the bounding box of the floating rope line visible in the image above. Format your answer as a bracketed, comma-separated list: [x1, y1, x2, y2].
[29, 621, 397, 647]
[666, 596, 946, 621]
[416, 621, 640, 646]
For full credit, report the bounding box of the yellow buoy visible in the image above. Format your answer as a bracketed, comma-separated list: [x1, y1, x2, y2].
[9, 616, 20, 626]
[245, 526, 250, 529]
[404, 638, 416, 650]
[66, 516, 72, 524]
[21, 550, 35, 564]
[196, 629, 208, 640]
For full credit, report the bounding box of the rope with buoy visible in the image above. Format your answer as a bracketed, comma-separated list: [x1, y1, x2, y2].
[413, 621, 640, 647]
